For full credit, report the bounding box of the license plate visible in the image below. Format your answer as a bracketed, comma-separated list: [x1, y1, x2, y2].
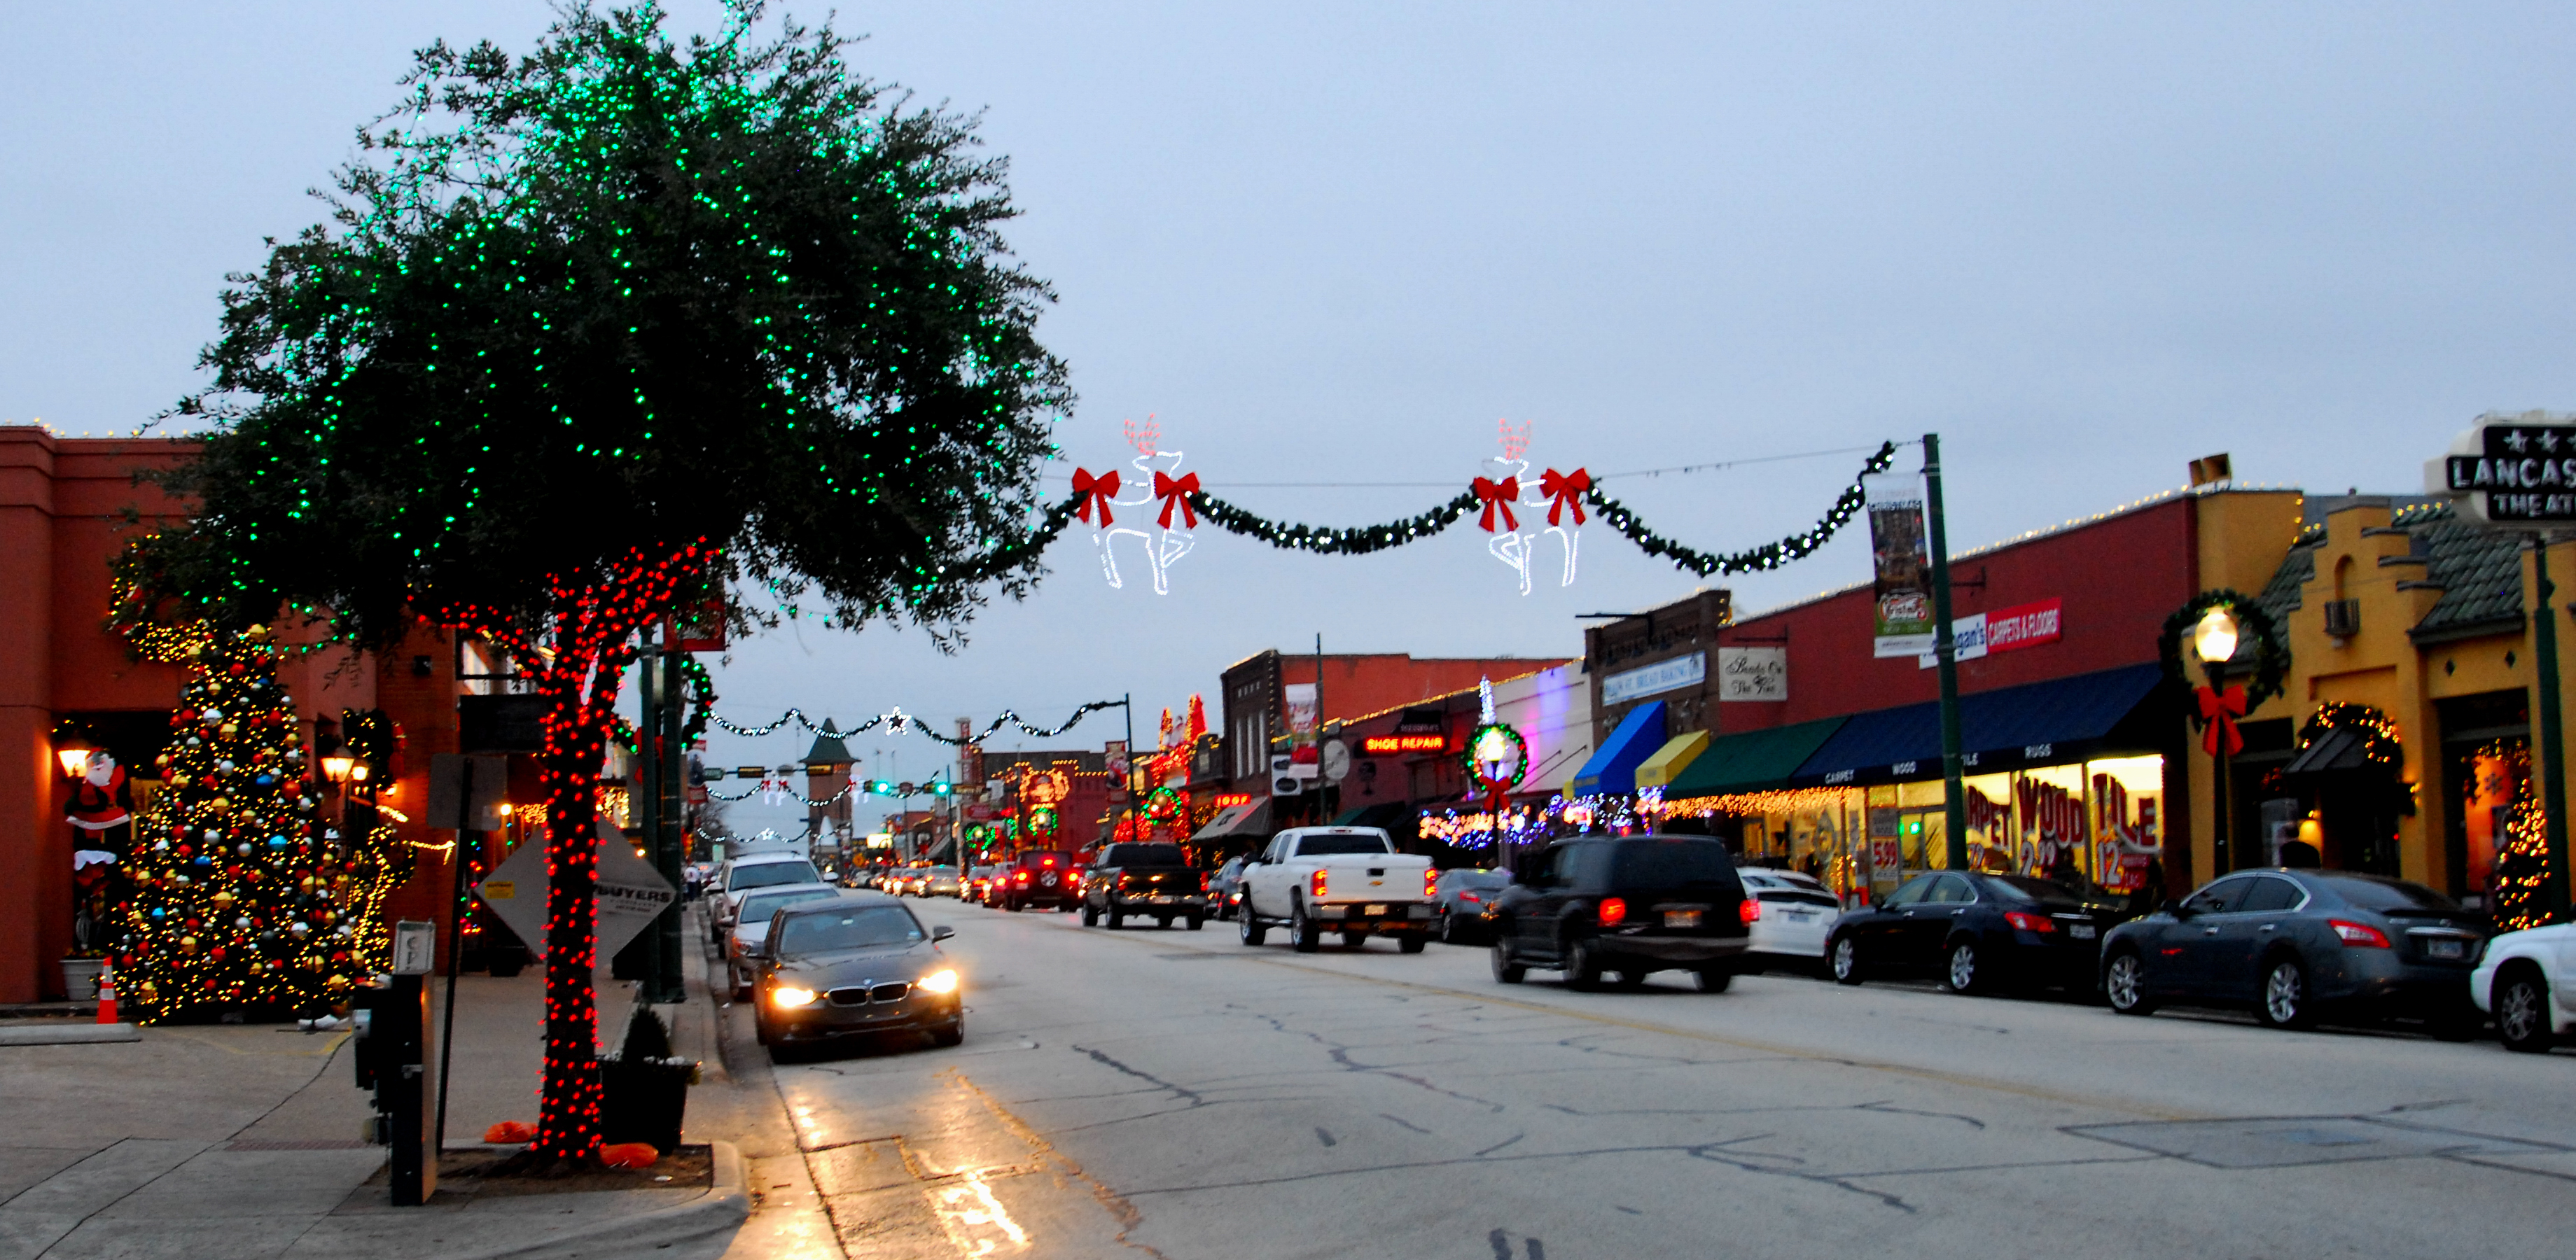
[2068, 923, 2097, 939]
[2428, 939, 2465, 959]
[1664, 909, 1703, 928]
[1363, 904, 1388, 916]
[1783, 910, 1813, 922]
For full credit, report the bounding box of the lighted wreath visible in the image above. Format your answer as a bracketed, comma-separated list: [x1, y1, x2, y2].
[2156, 589, 2290, 708]
[1141, 786, 1184, 825]
[1464, 722, 1531, 794]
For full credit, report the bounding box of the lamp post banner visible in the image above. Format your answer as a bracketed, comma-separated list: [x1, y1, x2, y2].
[1865, 474, 1935, 657]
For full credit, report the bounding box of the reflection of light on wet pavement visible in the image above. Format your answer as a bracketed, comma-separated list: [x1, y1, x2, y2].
[931, 1170, 1029, 1255]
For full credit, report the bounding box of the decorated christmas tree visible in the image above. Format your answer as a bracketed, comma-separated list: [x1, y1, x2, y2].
[111, 622, 410, 1022]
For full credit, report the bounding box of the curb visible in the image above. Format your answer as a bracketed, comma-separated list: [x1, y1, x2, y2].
[0, 1022, 141, 1046]
[424, 1139, 749, 1260]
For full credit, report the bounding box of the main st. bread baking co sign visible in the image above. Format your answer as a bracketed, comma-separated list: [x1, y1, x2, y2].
[2431, 417, 2576, 524]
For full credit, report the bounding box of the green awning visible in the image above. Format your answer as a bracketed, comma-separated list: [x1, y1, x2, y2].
[1659, 718, 1849, 801]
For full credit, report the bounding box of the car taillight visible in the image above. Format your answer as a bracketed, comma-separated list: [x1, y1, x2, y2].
[2330, 919, 2391, 948]
[1016, 872, 1030, 883]
[1116, 874, 1131, 890]
[1739, 899, 1762, 924]
[1459, 892, 1482, 904]
[1200, 872, 1211, 891]
[1598, 897, 1627, 927]
[1310, 869, 1328, 898]
[2003, 911, 2057, 934]
[1424, 869, 1440, 898]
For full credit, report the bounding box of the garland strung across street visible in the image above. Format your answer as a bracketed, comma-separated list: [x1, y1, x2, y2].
[1057, 424, 1900, 594]
[705, 701, 1121, 746]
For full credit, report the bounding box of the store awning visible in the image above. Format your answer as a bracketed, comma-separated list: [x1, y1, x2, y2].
[1662, 718, 1850, 800]
[1571, 701, 1668, 796]
[1788, 664, 2167, 788]
[1634, 732, 1711, 789]
[1190, 799, 1272, 842]
[2280, 727, 2372, 776]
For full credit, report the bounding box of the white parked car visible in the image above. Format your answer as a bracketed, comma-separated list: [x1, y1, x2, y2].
[725, 886, 848, 998]
[1739, 869, 1842, 972]
[2470, 921, 2576, 1053]
[709, 853, 828, 941]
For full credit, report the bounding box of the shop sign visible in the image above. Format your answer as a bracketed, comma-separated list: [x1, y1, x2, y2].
[1362, 733, 1448, 755]
[1916, 598, 2063, 668]
[1866, 475, 1935, 657]
[1602, 651, 1705, 706]
[1715, 646, 1787, 702]
[2429, 418, 2576, 524]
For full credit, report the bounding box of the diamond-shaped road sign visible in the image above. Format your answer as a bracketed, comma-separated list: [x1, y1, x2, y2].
[473, 819, 678, 958]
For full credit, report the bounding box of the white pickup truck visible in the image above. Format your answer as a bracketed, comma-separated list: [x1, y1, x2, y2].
[1237, 827, 1436, 953]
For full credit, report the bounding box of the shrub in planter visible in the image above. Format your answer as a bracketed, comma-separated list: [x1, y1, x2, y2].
[599, 1005, 698, 1154]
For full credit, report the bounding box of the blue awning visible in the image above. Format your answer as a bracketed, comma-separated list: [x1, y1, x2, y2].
[1571, 701, 1668, 795]
[1789, 664, 2166, 787]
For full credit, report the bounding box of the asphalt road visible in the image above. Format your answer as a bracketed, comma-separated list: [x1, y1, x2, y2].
[737, 897, 2576, 1260]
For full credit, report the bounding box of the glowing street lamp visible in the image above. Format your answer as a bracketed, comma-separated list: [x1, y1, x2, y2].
[2192, 604, 2243, 873]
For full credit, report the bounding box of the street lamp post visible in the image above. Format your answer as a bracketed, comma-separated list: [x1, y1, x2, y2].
[2192, 606, 2242, 876]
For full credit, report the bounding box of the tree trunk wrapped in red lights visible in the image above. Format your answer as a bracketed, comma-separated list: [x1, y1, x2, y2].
[441, 544, 701, 1159]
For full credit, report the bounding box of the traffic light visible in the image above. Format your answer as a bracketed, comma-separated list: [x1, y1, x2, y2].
[868, 779, 895, 795]
[931, 780, 952, 796]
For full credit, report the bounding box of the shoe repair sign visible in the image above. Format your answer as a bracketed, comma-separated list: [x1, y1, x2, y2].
[473, 820, 678, 958]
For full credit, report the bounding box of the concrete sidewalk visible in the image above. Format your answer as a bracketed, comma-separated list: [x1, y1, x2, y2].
[0, 928, 756, 1260]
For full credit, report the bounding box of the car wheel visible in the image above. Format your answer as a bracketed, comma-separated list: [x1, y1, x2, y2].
[2497, 966, 2555, 1053]
[1437, 910, 1457, 944]
[1565, 939, 1605, 992]
[928, 1013, 965, 1049]
[1081, 902, 1099, 926]
[1291, 901, 1321, 953]
[1491, 939, 1526, 984]
[2104, 949, 2156, 1016]
[1240, 905, 1269, 947]
[1944, 940, 1986, 995]
[753, 1004, 776, 1047]
[1157, 917, 1174, 930]
[1695, 966, 1733, 993]
[1187, 916, 1205, 931]
[1398, 934, 1427, 954]
[2257, 955, 2316, 1030]
[1108, 909, 1126, 930]
[1829, 934, 1865, 986]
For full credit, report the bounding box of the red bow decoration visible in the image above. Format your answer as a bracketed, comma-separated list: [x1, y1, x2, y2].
[1473, 476, 1522, 532]
[1071, 468, 1120, 527]
[1540, 468, 1591, 526]
[1153, 470, 1200, 528]
[2196, 683, 2247, 757]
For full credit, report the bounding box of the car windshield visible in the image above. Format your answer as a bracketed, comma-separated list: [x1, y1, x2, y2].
[1447, 870, 1512, 889]
[737, 888, 840, 928]
[1295, 834, 1393, 856]
[1983, 876, 2085, 906]
[2313, 874, 2459, 911]
[776, 906, 925, 955]
[1609, 840, 1736, 888]
[729, 861, 821, 892]
[1103, 844, 1188, 867]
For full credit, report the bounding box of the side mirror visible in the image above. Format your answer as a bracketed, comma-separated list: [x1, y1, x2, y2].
[2162, 899, 2192, 918]
[932, 925, 956, 941]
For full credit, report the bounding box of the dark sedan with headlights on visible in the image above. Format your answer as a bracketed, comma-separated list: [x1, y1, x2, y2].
[2100, 869, 2487, 1036]
[747, 897, 965, 1057]
[1827, 871, 2131, 996]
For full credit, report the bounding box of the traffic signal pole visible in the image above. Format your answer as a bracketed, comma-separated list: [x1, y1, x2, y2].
[1924, 433, 1970, 873]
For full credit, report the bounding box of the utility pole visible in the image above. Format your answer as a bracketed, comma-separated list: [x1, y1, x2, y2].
[652, 637, 685, 1004]
[2532, 536, 2571, 919]
[1923, 433, 1970, 872]
[1315, 633, 1327, 823]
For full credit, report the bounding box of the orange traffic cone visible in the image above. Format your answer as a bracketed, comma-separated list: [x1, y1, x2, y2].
[95, 966, 118, 1025]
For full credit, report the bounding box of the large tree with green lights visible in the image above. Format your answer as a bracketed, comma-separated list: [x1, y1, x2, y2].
[134, 1, 1077, 1163]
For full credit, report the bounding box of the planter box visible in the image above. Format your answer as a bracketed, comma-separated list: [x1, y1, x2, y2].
[60, 958, 104, 1002]
[599, 1057, 695, 1154]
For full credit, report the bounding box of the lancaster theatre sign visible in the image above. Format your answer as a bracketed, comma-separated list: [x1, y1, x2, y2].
[2434, 416, 2576, 523]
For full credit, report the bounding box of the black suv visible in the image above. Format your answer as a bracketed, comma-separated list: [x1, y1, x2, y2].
[1082, 842, 1208, 929]
[1488, 834, 1753, 991]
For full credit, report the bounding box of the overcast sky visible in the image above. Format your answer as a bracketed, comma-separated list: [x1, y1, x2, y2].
[11, 3, 2576, 836]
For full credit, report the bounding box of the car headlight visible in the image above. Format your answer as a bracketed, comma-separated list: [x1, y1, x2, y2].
[917, 969, 959, 995]
[771, 986, 819, 1009]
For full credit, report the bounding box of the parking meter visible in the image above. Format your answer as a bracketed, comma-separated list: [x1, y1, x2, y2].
[356, 921, 439, 1205]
